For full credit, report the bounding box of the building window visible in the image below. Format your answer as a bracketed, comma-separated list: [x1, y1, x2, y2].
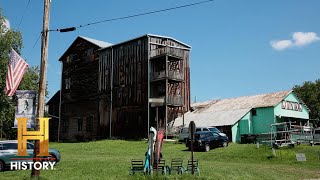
[66, 55, 71, 63]
[252, 109, 257, 116]
[86, 116, 93, 132]
[78, 118, 83, 131]
[86, 48, 94, 62]
[65, 78, 71, 89]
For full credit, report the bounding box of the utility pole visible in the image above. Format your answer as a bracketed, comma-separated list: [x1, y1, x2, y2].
[31, 0, 50, 177]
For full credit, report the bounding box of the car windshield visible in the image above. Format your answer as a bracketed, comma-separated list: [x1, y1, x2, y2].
[27, 143, 34, 149]
[208, 127, 220, 133]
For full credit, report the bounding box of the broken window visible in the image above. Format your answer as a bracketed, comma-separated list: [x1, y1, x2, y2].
[78, 118, 83, 131]
[65, 78, 71, 89]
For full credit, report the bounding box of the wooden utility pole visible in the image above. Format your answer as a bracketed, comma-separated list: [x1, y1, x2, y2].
[31, 0, 50, 177]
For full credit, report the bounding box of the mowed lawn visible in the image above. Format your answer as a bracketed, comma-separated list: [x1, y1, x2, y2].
[1, 140, 320, 179]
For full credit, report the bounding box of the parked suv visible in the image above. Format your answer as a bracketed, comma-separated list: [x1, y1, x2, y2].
[186, 131, 229, 152]
[0, 140, 61, 171]
[196, 127, 220, 133]
[179, 126, 225, 143]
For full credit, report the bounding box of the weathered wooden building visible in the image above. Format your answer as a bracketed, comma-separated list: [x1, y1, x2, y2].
[57, 36, 112, 141]
[48, 34, 191, 141]
[46, 90, 60, 141]
[99, 34, 191, 138]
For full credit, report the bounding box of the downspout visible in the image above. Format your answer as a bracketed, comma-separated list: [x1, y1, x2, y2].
[147, 35, 150, 136]
[110, 48, 113, 138]
[58, 61, 62, 142]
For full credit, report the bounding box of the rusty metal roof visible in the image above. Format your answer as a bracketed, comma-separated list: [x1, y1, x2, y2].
[174, 108, 251, 127]
[194, 90, 292, 112]
[173, 90, 292, 127]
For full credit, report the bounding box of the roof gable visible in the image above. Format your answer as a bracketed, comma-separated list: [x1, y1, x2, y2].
[59, 36, 112, 61]
[46, 90, 60, 105]
[99, 34, 191, 51]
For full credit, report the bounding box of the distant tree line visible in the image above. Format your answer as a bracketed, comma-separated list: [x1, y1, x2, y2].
[293, 79, 320, 127]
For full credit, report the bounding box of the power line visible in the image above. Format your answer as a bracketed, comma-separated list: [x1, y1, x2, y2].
[25, 0, 213, 59]
[17, 0, 31, 30]
[49, 0, 214, 32]
[26, 32, 41, 60]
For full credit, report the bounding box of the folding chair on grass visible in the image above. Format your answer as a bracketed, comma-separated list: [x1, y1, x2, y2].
[129, 159, 145, 175]
[185, 159, 200, 176]
[153, 159, 167, 175]
[169, 158, 184, 174]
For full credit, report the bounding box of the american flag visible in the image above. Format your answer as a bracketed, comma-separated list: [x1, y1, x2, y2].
[5, 48, 28, 96]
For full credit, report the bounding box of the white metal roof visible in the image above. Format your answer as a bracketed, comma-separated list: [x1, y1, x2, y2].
[79, 36, 113, 48]
[174, 108, 251, 127]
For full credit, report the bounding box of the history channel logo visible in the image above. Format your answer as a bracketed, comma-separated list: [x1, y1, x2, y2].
[10, 117, 55, 170]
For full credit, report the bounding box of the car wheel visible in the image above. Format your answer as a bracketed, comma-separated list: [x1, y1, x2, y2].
[222, 142, 228, 147]
[0, 160, 5, 172]
[205, 144, 210, 152]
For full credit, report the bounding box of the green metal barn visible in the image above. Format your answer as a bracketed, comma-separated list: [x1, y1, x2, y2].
[173, 90, 310, 143]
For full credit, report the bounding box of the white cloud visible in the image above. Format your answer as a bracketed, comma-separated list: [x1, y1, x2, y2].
[270, 32, 320, 51]
[292, 32, 320, 46]
[270, 40, 293, 51]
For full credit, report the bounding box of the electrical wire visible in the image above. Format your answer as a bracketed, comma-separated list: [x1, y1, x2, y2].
[25, 0, 213, 59]
[50, 0, 214, 32]
[25, 32, 42, 60]
[17, 0, 31, 30]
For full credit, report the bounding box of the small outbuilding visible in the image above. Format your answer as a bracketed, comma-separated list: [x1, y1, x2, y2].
[173, 90, 310, 143]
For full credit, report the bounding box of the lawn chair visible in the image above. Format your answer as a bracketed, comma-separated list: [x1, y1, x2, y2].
[185, 159, 200, 176]
[153, 159, 167, 175]
[169, 158, 184, 174]
[129, 159, 145, 175]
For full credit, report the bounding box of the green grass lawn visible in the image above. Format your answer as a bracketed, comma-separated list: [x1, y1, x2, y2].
[1, 140, 320, 179]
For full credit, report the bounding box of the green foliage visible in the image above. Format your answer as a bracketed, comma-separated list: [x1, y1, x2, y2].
[1, 141, 320, 179]
[0, 9, 46, 139]
[0, 9, 23, 139]
[293, 79, 320, 125]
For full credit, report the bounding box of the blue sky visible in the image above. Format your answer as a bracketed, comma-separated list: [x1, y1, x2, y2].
[1, 0, 320, 102]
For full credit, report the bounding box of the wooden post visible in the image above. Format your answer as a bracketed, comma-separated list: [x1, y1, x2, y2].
[189, 121, 195, 175]
[31, 0, 50, 177]
[0, 120, 2, 140]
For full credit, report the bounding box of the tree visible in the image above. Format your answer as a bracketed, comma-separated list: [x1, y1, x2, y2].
[0, 9, 22, 139]
[0, 9, 45, 139]
[293, 79, 320, 127]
